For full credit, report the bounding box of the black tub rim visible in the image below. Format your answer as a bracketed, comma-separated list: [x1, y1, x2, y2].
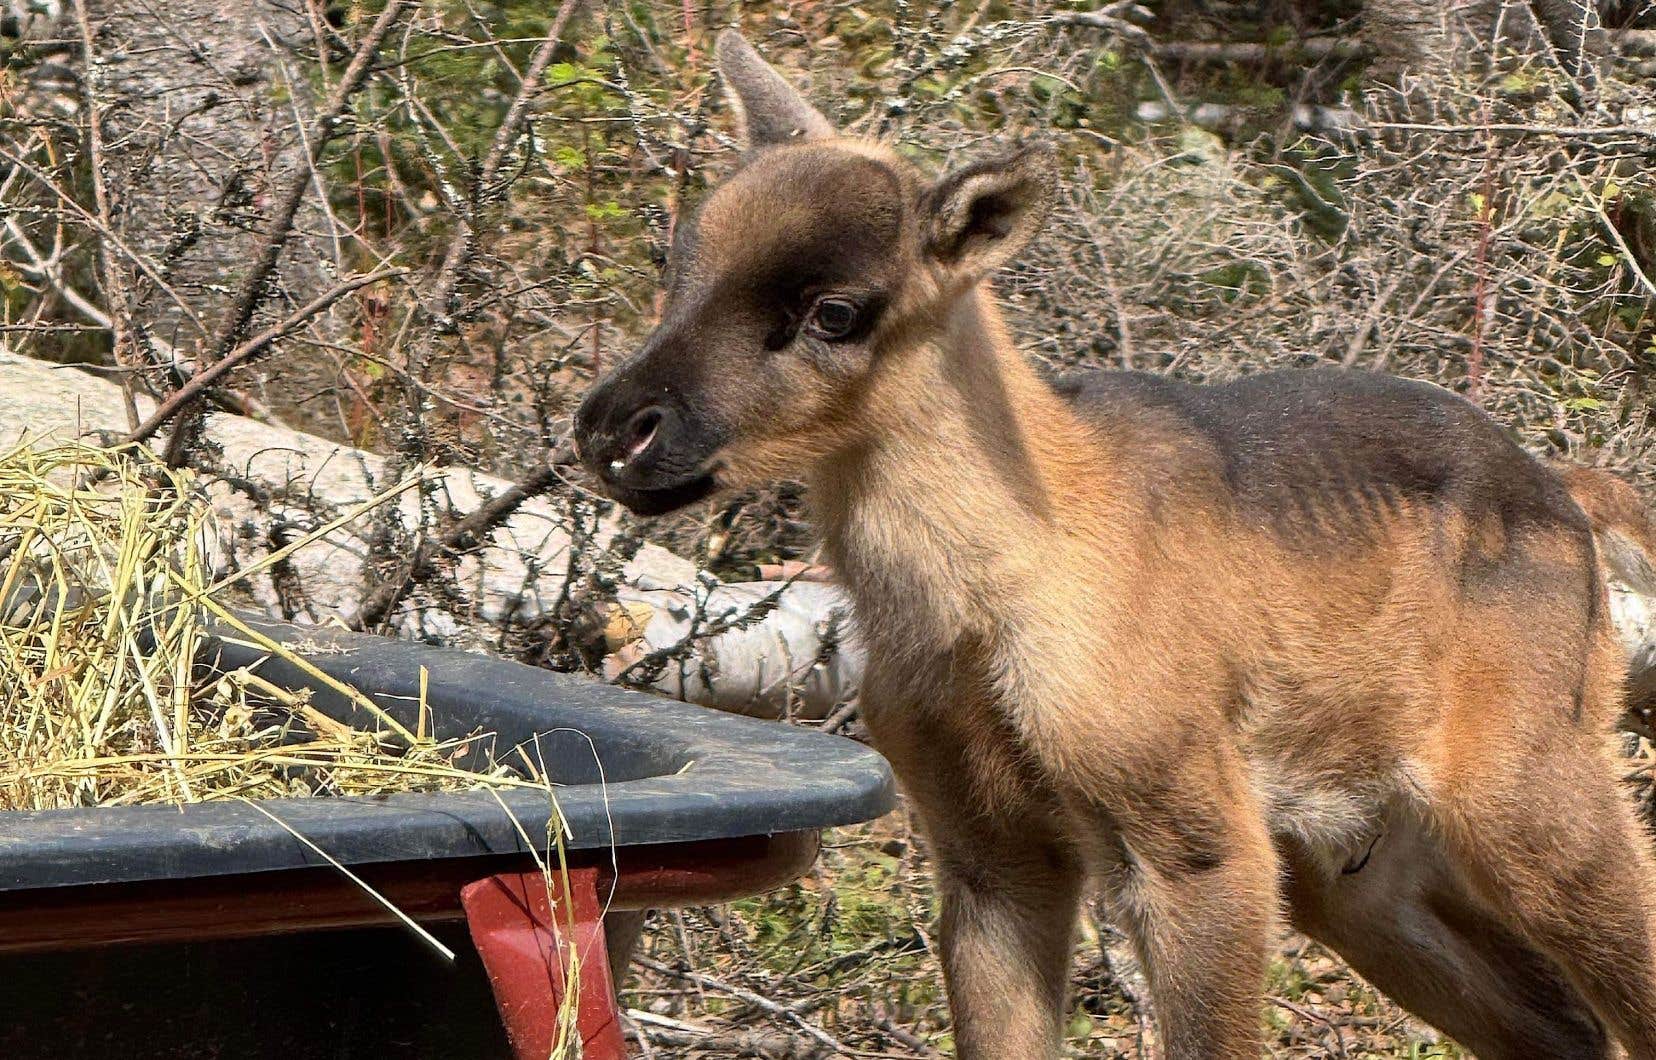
[0, 620, 895, 892]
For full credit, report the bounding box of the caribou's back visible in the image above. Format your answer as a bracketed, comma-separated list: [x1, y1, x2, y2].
[1052, 366, 1589, 550]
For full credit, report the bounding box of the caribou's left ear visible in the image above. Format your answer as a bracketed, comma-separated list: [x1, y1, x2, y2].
[716, 30, 835, 148]
[921, 143, 1056, 281]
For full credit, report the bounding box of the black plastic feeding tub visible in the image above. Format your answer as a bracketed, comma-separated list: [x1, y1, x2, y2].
[0, 620, 894, 1059]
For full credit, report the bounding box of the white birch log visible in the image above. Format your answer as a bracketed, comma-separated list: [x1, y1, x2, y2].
[5, 347, 1654, 727]
[0, 348, 694, 634]
[602, 580, 862, 720]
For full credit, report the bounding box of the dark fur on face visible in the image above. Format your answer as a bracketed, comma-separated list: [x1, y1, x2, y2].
[574, 144, 923, 513]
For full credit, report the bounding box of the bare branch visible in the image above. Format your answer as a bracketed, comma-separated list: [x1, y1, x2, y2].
[126, 268, 407, 445]
[350, 463, 562, 631]
[1371, 121, 1656, 144]
[71, 0, 138, 427]
[414, 0, 585, 349]
[1152, 37, 1374, 64]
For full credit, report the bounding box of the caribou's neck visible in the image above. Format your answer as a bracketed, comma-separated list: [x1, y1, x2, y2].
[810, 289, 1115, 647]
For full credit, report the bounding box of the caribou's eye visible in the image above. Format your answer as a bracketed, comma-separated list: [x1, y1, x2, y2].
[804, 297, 860, 341]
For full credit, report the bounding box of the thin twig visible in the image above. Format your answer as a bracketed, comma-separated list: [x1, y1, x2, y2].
[1575, 172, 1656, 301]
[158, 0, 410, 464]
[350, 463, 562, 630]
[632, 956, 851, 1054]
[71, 0, 140, 430]
[1372, 121, 1656, 143]
[412, 0, 585, 356]
[126, 267, 406, 445]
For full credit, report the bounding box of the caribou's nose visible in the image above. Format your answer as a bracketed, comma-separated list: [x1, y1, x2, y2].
[574, 380, 680, 482]
[573, 379, 622, 469]
[612, 405, 668, 472]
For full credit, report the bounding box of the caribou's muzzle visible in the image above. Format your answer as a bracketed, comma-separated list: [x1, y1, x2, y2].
[574, 377, 722, 517]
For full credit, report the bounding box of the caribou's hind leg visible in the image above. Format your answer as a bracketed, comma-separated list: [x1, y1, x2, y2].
[1283, 812, 1612, 1060]
[1434, 734, 1656, 1059]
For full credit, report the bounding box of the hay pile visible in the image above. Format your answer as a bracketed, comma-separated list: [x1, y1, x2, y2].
[0, 439, 538, 811]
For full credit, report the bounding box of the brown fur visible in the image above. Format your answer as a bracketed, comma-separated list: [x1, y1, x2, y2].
[1558, 462, 1656, 599]
[574, 32, 1656, 1059]
[1556, 461, 1656, 729]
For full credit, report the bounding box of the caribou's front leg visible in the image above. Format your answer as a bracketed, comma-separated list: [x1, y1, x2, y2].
[1101, 744, 1278, 1060]
[865, 705, 1084, 1059]
[931, 826, 1085, 1058]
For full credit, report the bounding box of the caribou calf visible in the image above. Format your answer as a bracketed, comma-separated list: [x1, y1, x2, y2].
[575, 30, 1656, 1059]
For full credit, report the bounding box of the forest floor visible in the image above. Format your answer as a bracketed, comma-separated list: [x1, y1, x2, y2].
[621, 807, 1470, 1058]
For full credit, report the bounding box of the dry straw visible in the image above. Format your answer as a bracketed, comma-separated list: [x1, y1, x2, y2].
[0, 437, 547, 808]
[0, 439, 587, 1057]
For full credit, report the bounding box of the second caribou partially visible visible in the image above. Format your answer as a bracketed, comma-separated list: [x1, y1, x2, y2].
[575, 30, 1656, 1059]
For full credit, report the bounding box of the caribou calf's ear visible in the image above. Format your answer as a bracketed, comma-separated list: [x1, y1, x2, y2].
[716, 29, 836, 148]
[922, 143, 1057, 282]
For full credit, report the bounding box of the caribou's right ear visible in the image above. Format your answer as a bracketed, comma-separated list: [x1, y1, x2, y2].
[716, 30, 835, 148]
[921, 144, 1056, 282]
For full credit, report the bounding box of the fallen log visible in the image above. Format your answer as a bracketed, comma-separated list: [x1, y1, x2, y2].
[3, 347, 1653, 731]
[0, 348, 695, 639]
[1134, 99, 1365, 136]
[1619, 29, 1656, 58]
[601, 580, 862, 720]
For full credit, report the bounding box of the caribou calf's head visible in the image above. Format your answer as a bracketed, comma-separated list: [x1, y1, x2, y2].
[575, 30, 1054, 516]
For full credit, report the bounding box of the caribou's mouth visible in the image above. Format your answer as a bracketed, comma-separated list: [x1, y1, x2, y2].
[601, 471, 720, 517]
